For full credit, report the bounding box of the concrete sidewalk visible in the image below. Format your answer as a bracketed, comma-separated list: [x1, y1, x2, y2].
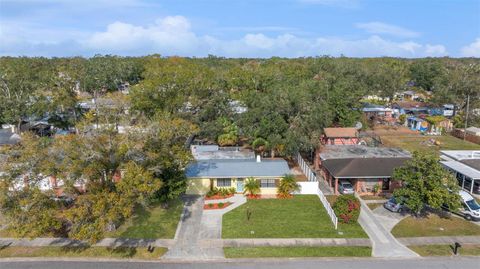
[398, 236, 480, 246]
[202, 238, 371, 248]
[0, 237, 175, 248]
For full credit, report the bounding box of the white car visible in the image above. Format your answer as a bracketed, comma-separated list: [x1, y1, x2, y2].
[338, 180, 354, 194]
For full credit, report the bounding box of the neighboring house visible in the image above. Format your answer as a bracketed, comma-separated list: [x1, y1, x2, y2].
[392, 101, 430, 117]
[362, 104, 394, 123]
[321, 128, 359, 145]
[0, 127, 21, 146]
[406, 116, 453, 134]
[362, 95, 390, 102]
[191, 145, 254, 160]
[392, 101, 454, 118]
[442, 104, 456, 117]
[466, 127, 480, 137]
[317, 145, 411, 195]
[406, 116, 429, 132]
[20, 120, 52, 136]
[441, 150, 480, 194]
[400, 90, 425, 101]
[185, 145, 291, 195]
[229, 100, 248, 114]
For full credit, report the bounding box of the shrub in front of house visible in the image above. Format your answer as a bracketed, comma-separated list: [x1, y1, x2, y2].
[277, 174, 300, 199]
[206, 187, 236, 199]
[332, 195, 361, 224]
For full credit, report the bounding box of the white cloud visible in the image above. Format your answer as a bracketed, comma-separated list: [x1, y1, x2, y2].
[0, 16, 449, 58]
[355, 22, 420, 38]
[83, 16, 199, 55]
[461, 38, 480, 57]
[425, 44, 447, 55]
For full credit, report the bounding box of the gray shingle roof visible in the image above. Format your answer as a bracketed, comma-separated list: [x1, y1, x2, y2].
[186, 159, 290, 178]
[322, 157, 410, 178]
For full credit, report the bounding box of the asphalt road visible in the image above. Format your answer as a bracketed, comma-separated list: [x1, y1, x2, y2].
[1, 257, 479, 269]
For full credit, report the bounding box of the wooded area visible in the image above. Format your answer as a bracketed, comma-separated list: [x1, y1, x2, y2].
[1, 55, 479, 241]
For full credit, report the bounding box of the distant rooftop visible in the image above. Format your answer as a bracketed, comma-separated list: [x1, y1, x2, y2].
[0, 128, 21, 145]
[440, 150, 480, 161]
[441, 160, 480, 179]
[362, 103, 392, 112]
[323, 128, 358, 138]
[466, 127, 480, 134]
[190, 145, 255, 160]
[186, 158, 290, 178]
[392, 101, 429, 109]
[320, 145, 411, 160]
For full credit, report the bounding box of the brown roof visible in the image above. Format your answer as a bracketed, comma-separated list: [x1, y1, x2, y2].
[322, 157, 410, 178]
[392, 101, 430, 109]
[323, 128, 358, 138]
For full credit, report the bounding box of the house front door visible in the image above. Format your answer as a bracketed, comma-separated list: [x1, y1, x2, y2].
[236, 179, 244, 193]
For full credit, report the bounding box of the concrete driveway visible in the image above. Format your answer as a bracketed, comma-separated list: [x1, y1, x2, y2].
[371, 206, 408, 232]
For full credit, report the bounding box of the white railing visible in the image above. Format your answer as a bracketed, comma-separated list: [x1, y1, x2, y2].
[297, 153, 317, 182]
[317, 188, 338, 230]
[296, 153, 338, 230]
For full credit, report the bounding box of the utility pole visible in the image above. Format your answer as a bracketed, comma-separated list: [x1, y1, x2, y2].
[464, 94, 470, 141]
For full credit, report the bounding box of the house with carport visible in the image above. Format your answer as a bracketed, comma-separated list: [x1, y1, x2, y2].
[440, 150, 480, 195]
[317, 145, 411, 195]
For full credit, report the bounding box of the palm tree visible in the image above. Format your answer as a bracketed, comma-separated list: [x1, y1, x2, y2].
[243, 177, 261, 197]
[277, 174, 300, 198]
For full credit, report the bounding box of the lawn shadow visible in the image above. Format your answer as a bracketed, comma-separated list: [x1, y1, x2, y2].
[51, 238, 88, 248]
[118, 204, 152, 238]
[107, 246, 137, 258]
[179, 195, 201, 222]
[0, 242, 12, 250]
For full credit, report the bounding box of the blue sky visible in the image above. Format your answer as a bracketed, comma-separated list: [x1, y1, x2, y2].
[0, 0, 479, 57]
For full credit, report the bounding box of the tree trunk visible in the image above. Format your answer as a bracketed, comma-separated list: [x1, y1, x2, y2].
[16, 119, 22, 134]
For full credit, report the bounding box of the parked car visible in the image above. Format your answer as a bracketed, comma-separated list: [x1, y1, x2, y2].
[338, 180, 354, 194]
[384, 197, 407, 213]
[445, 191, 480, 221]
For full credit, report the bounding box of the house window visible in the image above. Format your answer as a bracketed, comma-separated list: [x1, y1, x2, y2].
[382, 178, 390, 191]
[216, 178, 231, 187]
[261, 179, 276, 188]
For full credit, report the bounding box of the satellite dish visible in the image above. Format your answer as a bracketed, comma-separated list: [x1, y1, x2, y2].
[355, 122, 363, 130]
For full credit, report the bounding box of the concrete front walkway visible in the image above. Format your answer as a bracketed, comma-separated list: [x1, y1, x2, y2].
[357, 198, 419, 258]
[163, 194, 247, 260]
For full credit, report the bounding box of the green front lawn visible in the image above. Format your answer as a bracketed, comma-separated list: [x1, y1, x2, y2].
[381, 135, 480, 154]
[224, 246, 372, 258]
[0, 246, 167, 259]
[409, 244, 480, 256]
[392, 214, 480, 237]
[107, 199, 183, 239]
[222, 195, 367, 238]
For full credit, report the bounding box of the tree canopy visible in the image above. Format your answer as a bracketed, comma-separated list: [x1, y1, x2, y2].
[393, 151, 461, 216]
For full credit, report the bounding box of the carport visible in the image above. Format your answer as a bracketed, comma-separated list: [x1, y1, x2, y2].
[441, 160, 480, 195]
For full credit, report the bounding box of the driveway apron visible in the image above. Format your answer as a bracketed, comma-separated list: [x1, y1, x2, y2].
[357, 199, 419, 258]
